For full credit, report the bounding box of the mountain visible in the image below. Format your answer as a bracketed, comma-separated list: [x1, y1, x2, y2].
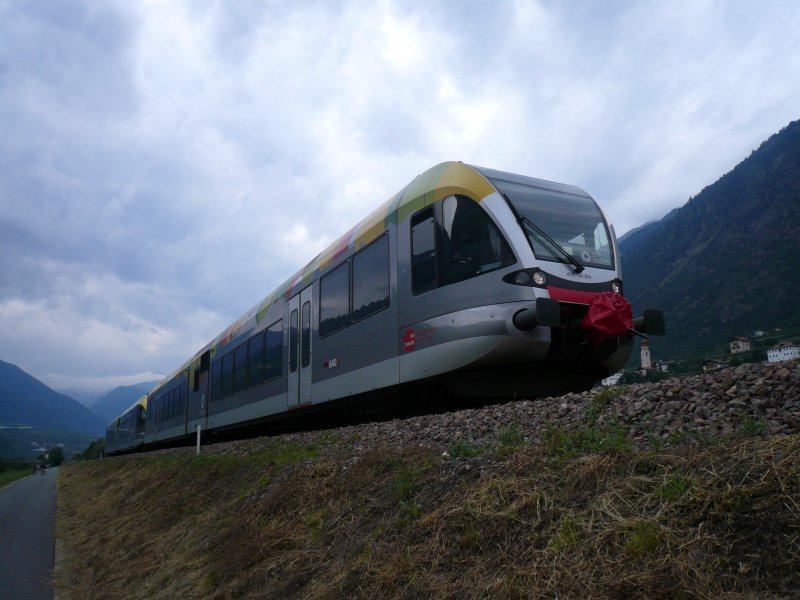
[616, 220, 658, 250]
[0, 359, 106, 436]
[620, 119, 800, 359]
[58, 389, 103, 407]
[90, 381, 158, 424]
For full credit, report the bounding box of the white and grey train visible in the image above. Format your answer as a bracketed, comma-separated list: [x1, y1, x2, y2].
[106, 162, 663, 454]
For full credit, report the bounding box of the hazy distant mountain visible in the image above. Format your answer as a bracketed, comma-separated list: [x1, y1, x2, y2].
[620, 119, 800, 359]
[0, 359, 105, 435]
[90, 381, 158, 423]
[57, 389, 102, 407]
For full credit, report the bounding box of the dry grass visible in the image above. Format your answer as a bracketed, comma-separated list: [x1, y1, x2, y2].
[55, 433, 800, 599]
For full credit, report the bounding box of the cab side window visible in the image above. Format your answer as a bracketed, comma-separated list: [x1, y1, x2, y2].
[442, 195, 515, 284]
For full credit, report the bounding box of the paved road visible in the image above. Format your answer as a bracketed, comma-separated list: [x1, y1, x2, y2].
[0, 468, 58, 600]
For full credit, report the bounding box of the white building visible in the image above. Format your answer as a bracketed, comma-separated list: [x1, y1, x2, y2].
[729, 336, 751, 354]
[767, 341, 800, 363]
[602, 372, 624, 386]
[703, 358, 730, 373]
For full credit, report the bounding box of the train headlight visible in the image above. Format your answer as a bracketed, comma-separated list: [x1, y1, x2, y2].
[503, 269, 548, 287]
[611, 280, 622, 294]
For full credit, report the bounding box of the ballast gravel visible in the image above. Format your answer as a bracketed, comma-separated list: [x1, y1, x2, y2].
[152, 359, 800, 459]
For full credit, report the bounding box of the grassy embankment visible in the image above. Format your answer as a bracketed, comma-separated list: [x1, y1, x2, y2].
[56, 424, 799, 599]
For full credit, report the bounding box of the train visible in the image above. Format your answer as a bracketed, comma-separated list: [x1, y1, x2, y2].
[105, 161, 664, 454]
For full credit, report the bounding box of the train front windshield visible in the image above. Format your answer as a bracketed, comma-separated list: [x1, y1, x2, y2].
[490, 177, 615, 270]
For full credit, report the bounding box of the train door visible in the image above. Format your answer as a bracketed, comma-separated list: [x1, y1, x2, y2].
[187, 350, 210, 434]
[287, 286, 313, 407]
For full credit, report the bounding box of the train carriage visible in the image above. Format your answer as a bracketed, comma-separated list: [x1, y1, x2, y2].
[106, 162, 663, 452]
[105, 395, 148, 454]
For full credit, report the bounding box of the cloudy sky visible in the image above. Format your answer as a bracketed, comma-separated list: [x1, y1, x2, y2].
[1, 0, 798, 399]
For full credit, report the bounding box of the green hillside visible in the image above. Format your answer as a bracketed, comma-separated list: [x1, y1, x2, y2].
[620, 120, 800, 360]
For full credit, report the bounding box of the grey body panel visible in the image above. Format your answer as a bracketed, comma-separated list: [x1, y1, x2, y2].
[208, 390, 288, 429]
[153, 422, 186, 443]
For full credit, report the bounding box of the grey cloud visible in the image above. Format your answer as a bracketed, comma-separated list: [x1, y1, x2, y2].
[0, 1, 139, 119]
[1, 0, 799, 394]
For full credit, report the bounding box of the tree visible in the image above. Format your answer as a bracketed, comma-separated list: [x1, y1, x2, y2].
[77, 439, 105, 461]
[49, 447, 65, 466]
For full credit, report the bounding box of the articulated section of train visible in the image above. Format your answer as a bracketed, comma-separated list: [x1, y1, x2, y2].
[106, 162, 664, 454]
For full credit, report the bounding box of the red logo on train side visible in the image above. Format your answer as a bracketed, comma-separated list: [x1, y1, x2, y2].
[403, 328, 416, 352]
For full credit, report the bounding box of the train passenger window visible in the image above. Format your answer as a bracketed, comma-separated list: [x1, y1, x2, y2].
[411, 208, 437, 294]
[301, 301, 311, 368]
[233, 343, 248, 394]
[441, 195, 515, 285]
[352, 234, 390, 322]
[221, 352, 234, 398]
[210, 360, 222, 402]
[195, 351, 210, 392]
[320, 261, 350, 338]
[265, 319, 283, 381]
[289, 309, 299, 373]
[248, 331, 265, 387]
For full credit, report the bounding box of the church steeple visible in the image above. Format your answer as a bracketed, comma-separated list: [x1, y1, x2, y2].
[641, 338, 652, 370]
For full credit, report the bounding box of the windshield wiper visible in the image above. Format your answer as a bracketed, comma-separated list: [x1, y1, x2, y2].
[518, 215, 585, 274]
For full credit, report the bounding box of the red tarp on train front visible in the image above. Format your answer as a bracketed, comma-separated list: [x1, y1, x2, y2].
[582, 292, 633, 345]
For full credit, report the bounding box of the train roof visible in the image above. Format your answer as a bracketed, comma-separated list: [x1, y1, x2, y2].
[471, 165, 591, 198]
[108, 395, 148, 426]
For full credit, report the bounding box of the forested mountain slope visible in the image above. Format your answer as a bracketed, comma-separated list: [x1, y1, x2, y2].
[620, 120, 800, 359]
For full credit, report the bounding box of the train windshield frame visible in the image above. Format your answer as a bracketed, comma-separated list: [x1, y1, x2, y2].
[490, 177, 615, 270]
